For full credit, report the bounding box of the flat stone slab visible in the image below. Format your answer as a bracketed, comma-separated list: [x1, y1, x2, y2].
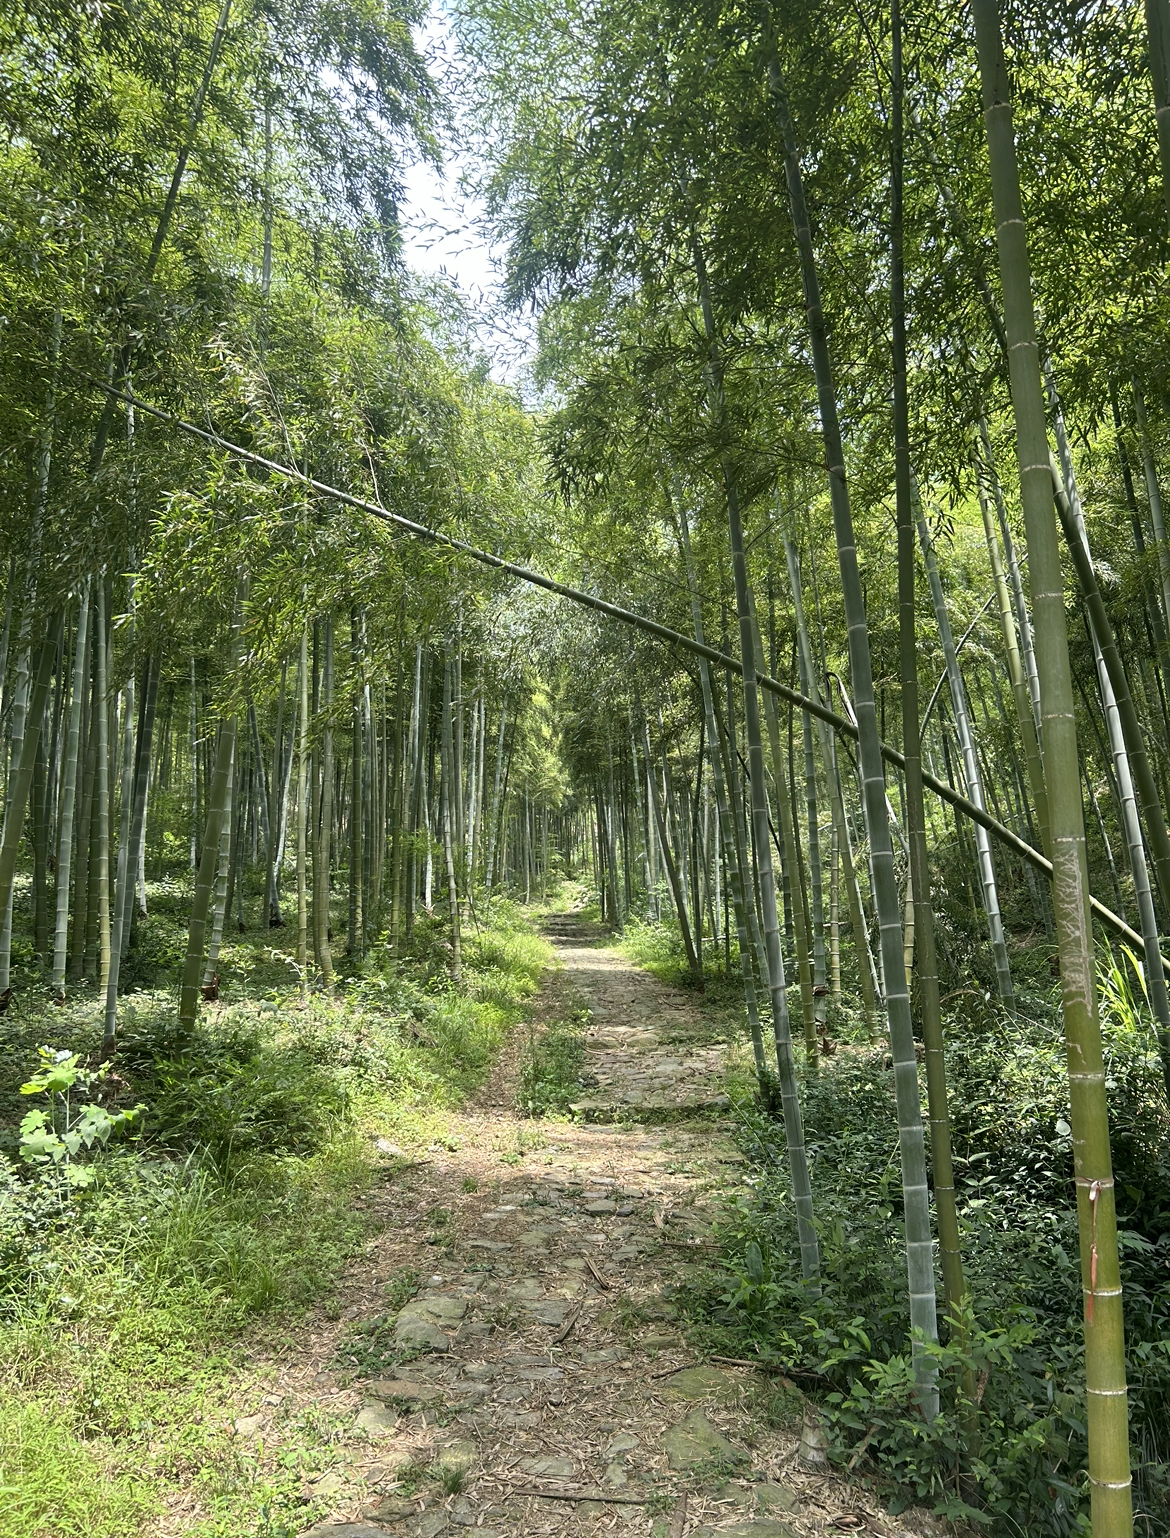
[298, 1526, 396, 1538]
[583, 1199, 617, 1214]
[369, 1378, 443, 1404]
[660, 1366, 737, 1401]
[692, 1525, 796, 1538]
[524, 1298, 570, 1326]
[717, 1482, 800, 1515]
[432, 1437, 478, 1473]
[662, 1409, 748, 1471]
[395, 1294, 468, 1350]
[518, 1455, 574, 1477]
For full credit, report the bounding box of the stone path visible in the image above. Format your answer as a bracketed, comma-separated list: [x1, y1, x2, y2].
[220, 913, 942, 1538]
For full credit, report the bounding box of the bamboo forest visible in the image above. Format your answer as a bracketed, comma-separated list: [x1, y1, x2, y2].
[5, 0, 1170, 1533]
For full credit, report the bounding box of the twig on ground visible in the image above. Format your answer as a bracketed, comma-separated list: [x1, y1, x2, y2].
[585, 1256, 613, 1291]
[552, 1292, 585, 1343]
[649, 1361, 695, 1379]
[506, 1485, 650, 1505]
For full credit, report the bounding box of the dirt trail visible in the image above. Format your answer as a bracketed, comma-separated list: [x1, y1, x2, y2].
[214, 915, 937, 1538]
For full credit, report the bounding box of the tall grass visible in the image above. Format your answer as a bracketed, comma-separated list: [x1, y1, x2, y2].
[0, 890, 554, 1538]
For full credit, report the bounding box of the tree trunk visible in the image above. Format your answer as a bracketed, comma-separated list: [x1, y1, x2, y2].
[971, 1, 1132, 1521]
[768, 47, 937, 1403]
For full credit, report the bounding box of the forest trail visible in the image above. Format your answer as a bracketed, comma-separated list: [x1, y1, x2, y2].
[212, 918, 934, 1538]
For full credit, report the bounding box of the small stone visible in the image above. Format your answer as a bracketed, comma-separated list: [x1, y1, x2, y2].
[515, 1366, 564, 1381]
[604, 1462, 627, 1486]
[642, 1333, 677, 1349]
[660, 1366, 736, 1402]
[662, 1409, 748, 1471]
[615, 1203, 634, 1216]
[581, 1347, 628, 1364]
[448, 1495, 476, 1526]
[467, 1239, 511, 1252]
[369, 1378, 443, 1404]
[376, 1138, 405, 1157]
[584, 1200, 617, 1215]
[234, 1412, 266, 1437]
[495, 1410, 541, 1427]
[605, 1431, 639, 1459]
[463, 1364, 497, 1381]
[518, 1455, 574, 1478]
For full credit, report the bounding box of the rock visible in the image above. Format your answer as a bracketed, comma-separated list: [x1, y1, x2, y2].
[642, 1332, 677, 1348]
[525, 1299, 569, 1326]
[234, 1412, 266, 1437]
[605, 1431, 639, 1458]
[692, 1525, 796, 1538]
[394, 1317, 449, 1352]
[432, 1438, 478, 1474]
[368, 1496, 416, 1520]
[405, 1515, 449, 1538]
[583, 1199, 617, 1215]
[375, 1138, 405, 1157]
[615, 1203, 634, 1216]
[495, 1410, 541, 1427]
[505, 1277, 544, 1300]
[603, 1462, 628, 1486]
[497, 1383, 530, 1402]
[660, 1366, 737, 1401]
[756, 1485, 799, 1514]
[369, 1378, 443, 1404]
[467, 1239, 511, 1252]
[518, 1454, 575, 1477]
[447, 1382, 492, 1408]
[662, 1409, 748, 1471]
[311, 1469, 348, 1497]
[581, 1347, 628, 1364]
[354, 1404, 399, 1436]
[404, 1295, 469, 1326]
[463, 1363, 497, 1381]
[517, 1226, 555, 1248]
[515, 1366, 564, 1381]
[392, 1295, 469, 1351]
[298, 1526, 396, 1538]
[447, 1495, 476, 1526]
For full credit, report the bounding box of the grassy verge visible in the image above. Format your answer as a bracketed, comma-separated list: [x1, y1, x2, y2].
[0, 887, 553, 1538]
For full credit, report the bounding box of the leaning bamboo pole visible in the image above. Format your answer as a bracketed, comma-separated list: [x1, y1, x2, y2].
[76, 378, 1169, 977]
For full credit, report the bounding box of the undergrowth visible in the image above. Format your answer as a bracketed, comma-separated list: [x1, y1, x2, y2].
[625, 914, 1170, 1533]
[0, 882, 553, 1538]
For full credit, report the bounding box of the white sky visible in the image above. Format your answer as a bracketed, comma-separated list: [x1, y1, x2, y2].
[399, 3, 537, 385]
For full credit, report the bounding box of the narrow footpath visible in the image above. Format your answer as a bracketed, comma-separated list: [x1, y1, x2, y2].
[216, 915, 943, 1538]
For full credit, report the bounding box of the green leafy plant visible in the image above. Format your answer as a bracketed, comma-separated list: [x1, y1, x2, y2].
[18, 1048, 143, 1192]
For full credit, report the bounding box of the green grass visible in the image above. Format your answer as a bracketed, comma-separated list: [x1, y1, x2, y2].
[0, 881, 555, 1538]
